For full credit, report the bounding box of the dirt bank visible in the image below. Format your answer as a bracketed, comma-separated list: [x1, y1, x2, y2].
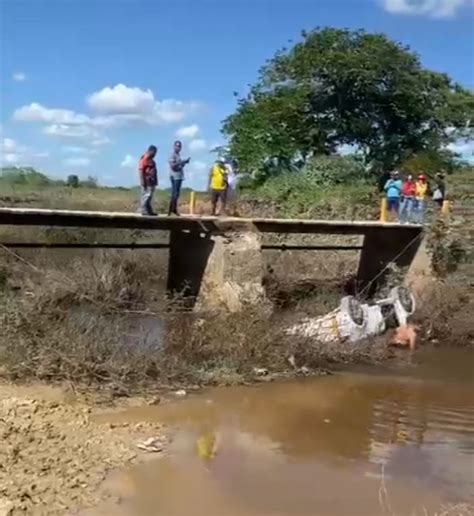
[0, 384, 167, 516]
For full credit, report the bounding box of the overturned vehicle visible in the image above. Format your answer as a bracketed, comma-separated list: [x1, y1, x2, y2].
[286, 287, 415, 344]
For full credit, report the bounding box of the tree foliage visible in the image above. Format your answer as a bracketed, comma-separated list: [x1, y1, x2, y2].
[223, 28, 474, 177]
[0, 167, 58, 187]
[67, 174, 79, 188]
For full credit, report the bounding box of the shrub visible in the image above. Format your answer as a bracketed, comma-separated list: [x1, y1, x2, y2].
[67, 174, 79, 188]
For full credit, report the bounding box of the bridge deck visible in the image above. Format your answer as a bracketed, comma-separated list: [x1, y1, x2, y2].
[0, 207, 422, 235]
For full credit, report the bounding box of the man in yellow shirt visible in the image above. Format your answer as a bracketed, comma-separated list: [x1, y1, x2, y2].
[208, 158, 228, 216]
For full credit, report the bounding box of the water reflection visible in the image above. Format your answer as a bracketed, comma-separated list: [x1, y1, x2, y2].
[98, 350, 474, 516]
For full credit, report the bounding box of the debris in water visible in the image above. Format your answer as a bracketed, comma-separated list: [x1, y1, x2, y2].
[174, 389, 187, 397]
[147, 396, 161, 406]
[253, 367, 269, 376]
[137, 437, 164, 453]
[197, 433, 218, 461]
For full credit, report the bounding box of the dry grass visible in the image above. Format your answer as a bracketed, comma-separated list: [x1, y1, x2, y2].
[0, 246, 394, 394]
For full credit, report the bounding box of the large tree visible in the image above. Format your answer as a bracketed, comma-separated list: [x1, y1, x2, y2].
[223, 28, 474, 175]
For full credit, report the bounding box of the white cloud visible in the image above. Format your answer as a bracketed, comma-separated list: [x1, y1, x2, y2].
[3, 138, 20, 152]
[13, 103, 89, 125]
[191, 160, 207, 171]
[2, 153, 20, 164]
[12, 72, 27, 82]
[1, 138, 25, 165]
[63, 157, 91, 167]
[121, 154, 135, 168]
[87, 84, 155, 115]
[382, 0, 472, 17]
[189, 139, 207, 151]
[62, 145, 88, 154]
[13, 85, 201, 147]
[176, 124, 200, 139]
[1, 137, 48, 166]
[43, 124, 98, 139]
[91, 136, 111, 146]
[87, 84, 198, 124]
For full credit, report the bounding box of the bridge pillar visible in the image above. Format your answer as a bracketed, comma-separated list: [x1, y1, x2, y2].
[167, 230, 268, 311]
[357, 227, 422, 296]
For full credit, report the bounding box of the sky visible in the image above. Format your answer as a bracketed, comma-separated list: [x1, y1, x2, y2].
[1, 0, 473, 190]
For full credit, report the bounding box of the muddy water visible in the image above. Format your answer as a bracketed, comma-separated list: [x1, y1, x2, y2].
[98, 348, 474, 516]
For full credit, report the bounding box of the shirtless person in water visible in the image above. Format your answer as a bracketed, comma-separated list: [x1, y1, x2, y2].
[390, 323, 418, 351]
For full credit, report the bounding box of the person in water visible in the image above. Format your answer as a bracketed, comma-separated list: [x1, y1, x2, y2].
[138, 145, 158, 216]
[208, 158, 228, 216]
[384, 170, 402, 222]
[168, 140, 190, 216]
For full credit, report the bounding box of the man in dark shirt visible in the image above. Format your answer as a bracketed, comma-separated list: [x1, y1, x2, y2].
[168, 140, 190, 216]
[138, 145, 158, 216]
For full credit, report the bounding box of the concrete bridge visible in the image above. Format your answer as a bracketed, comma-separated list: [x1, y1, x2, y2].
[0, 207, 423, 310]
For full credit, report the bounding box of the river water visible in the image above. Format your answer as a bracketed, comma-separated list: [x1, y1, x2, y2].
[95, 347, 474, 516]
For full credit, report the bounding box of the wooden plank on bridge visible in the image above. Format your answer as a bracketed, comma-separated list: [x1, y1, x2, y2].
[0, 207, 422, 235]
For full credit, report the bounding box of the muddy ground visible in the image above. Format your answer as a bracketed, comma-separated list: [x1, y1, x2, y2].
[0, 384, 167, 516]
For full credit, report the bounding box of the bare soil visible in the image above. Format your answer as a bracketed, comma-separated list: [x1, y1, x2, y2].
[0, 384, 167, 516]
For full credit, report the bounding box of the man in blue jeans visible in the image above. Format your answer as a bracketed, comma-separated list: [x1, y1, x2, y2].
[384, 170, 402, 222]
[168, 140, 190, 216]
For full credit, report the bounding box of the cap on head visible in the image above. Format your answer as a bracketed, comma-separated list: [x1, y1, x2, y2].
[391, 170, 399, 176]
[407, 174, 413, 180]
[148, 145, 157, 155]
[418, 174, 426, 180]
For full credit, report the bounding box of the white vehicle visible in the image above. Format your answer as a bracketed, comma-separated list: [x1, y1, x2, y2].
[286, 287, 415, 344]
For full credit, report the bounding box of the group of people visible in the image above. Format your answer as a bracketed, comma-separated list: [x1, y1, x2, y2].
[138, 141, 190, 216]
[383, 171, 446, 224]
[137, 142, 238, 217]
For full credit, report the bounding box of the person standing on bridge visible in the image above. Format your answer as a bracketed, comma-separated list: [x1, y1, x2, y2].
[399, 174, 416, 224]
[208, 158, 228, 216]
[138, 145, 158, 216]
[225, 159, 239, 216]
[384, 170, 402, 222]
[168, 140, 190, 216]
[414, 174, 429, 224]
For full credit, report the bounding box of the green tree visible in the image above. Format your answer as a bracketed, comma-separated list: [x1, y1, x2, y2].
[67, 174, 79, 188]
[223, 28, 474, 177]
[81, 175, 98, 188]
[0, 167, 52, 187]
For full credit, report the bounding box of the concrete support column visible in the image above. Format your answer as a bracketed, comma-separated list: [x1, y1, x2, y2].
[357, 227, 421, 297]
[167, 230, 268, 311]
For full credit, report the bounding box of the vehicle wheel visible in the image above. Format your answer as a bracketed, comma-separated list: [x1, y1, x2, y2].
[341, 296, 365, 326]
[392, 287, 415, 314]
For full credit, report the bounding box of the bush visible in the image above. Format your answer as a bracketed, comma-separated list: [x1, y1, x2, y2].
[240, 155, 376, 219]
[67, 175, 79, 188]
[0, 167, 53, 187]
[301, 155, 370, 186]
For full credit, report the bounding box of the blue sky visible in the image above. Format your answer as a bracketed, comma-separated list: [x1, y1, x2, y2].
[1, 0, 473, 190]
